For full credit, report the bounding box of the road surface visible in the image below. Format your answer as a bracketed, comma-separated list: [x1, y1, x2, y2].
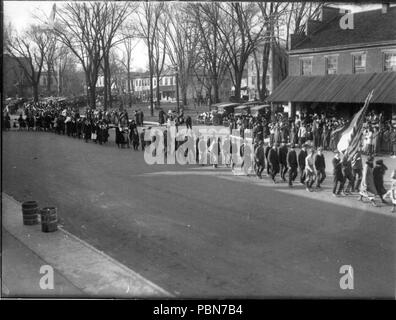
[2, 130, 395, 298]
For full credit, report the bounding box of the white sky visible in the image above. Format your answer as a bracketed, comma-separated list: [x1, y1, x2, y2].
[3, 1, 148, 71]
[4, 1, 383, 72]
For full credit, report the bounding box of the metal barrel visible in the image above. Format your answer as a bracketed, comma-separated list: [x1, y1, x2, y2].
[40, 207, 58, 233]
[22, 201, 39, 225]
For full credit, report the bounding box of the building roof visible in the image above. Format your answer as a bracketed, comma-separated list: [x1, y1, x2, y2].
[293, 6, 396, 51]
[267, 72, 396, 104]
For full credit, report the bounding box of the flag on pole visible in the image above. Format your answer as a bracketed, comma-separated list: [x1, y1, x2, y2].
[337, 90, 374, 160]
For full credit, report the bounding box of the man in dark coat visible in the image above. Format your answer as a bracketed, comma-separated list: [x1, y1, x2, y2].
[351, 149, 363, 192]
[332, 151, 345, 196]
[139, 109, 144, 126]
[373, 159, 388, 203]
[287, 144, 298, 187]
[264, 143, 272, 176]
[341, 156, 354, 195]
[83, 119, 91, 142]
[140, 128, 146, 151]
[314, 147, 326, 188]
[254, 140, 265, 179]
[278, 140, 288, 182]
[268, 143, 280, 183]
[298, 144, 308, 184]
[186, 115, 192, 130]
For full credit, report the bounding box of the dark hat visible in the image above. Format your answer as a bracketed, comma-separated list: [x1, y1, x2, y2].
[367, 156, 374, 162]
[375, 159, 383, 165]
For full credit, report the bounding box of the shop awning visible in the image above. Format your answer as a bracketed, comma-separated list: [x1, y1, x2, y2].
[267, 72, 396, 104]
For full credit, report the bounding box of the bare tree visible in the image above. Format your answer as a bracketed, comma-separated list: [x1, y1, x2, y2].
[215, 2, 266, 101]
[53, 2, 105, 108]
[153, 11, 168, 108]
[98, 2, 132, 110]
[136, 1, 165, 116]
[118, 21, 139, 108]
[165, 3, 200, 106]
[5, 24, 51, 102]
[189, 3, 230, 104]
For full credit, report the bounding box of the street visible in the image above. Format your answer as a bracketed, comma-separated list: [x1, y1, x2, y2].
[2, 130, 396, 298]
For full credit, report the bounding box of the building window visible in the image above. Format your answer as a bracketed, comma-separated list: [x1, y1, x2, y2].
[352, 53, 366, 73]
[153, 78, 157, 86]
[384, 52, 396, 72]
[170, 77, 173, 85]
[251, 76, 256, 86]
[300, 58, 312, 75]
[165, 77, 168, 86]
[325, 56, 337, 74]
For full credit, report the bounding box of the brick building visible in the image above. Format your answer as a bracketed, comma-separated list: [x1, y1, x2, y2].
[268, 5, 396, 123]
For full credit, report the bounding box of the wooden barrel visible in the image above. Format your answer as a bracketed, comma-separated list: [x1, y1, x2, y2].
[40, 207, 58, 233]
[22, 201, 39, 225]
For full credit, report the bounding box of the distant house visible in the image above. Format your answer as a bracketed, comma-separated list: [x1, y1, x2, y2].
[246, 44, 288, 101]
[268, 4, 396, 121]
[3, 54, 32, 98]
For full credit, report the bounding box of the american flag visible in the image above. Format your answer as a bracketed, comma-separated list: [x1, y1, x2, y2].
[337, 90, 374, 160]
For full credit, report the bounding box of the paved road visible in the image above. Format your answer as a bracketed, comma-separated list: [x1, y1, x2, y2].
[2, 130, 395, 298]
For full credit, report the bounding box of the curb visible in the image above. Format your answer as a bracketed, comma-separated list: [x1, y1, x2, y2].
[2, 192, 172, 298]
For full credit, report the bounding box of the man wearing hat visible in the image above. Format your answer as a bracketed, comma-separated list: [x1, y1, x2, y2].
[268, 143, 280, 183]
[373, 159, 388, 203]
[254, 140, 265, 179]
[332, 150, 345, 196]
[314, 147, 326, 189]
[264, 142, 272, 176]
[278, 140, 288, 182]
[305, 147, 316, 191]
[298, 144, 308, 184]
[287, 143, 298, 187]
[351, 147, 363, 192]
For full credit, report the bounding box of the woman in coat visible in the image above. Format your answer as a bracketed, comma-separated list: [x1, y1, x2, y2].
[373, 159, 388, 203]
[358, 157, 378, 206]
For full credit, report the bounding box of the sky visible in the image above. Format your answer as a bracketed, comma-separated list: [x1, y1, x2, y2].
[3, 1, 148, 71]
[4, 1, 383, 72]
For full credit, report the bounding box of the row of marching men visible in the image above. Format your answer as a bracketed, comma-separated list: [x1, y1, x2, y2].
[253, 140, 395, 210]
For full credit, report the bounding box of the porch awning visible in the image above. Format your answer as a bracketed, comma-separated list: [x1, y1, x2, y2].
[267, 72, 396, 104]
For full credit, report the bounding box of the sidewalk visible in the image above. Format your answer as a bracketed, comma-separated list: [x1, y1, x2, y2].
[1, 193, 172, 298]
[2, 228, 83, 298]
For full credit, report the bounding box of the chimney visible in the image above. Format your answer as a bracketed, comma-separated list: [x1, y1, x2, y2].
[321, 6, 342, 23]
[290, 33, 306, 50]
[382, 3, 390, 14]
[306, 19, 322, 36]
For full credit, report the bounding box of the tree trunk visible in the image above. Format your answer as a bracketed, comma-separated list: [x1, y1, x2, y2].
[32, 83, 39, 102]
[107, 56, 112, 109]
[213, 80, 219, 104]
[103, 64, 108, 111]
[127, 63, 132, 108]
[260, 42, 271, 101]
[156, 74, 161, 107]
[234, 68, 242, 102]
[47, 62, 52, 95]
[90, 85, 96, 109]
